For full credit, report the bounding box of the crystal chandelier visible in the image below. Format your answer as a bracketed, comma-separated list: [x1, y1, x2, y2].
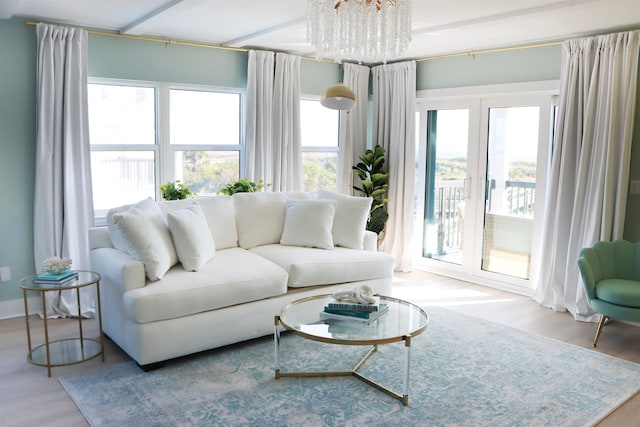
[307, 0, 412, 64]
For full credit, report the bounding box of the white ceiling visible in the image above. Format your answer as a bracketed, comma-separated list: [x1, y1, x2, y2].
[2, 0, 640, 63]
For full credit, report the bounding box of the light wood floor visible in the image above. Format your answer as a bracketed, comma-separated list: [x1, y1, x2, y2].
[2, 270, 639, 426]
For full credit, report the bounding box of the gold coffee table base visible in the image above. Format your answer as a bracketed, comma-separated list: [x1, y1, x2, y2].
[275, 342, 410, 405]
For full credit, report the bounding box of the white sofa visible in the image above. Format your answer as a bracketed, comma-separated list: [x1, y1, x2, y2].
[89, 191, 394, 369]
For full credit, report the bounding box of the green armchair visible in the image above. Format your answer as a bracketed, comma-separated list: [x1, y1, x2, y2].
[577, 240, 640, 347]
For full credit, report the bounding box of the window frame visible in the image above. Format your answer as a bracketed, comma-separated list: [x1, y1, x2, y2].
[88, 78, 244, 224]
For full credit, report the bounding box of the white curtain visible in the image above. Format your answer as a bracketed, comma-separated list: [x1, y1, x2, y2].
[34, 23, 95, 318]
[534, 31, 640, 320]
[245, 50, 274, 185]
[245, 50, 302, 191]
[371, 61, 416, 272]
[338, 63, 370, 195]
[272, 53, 303, 191]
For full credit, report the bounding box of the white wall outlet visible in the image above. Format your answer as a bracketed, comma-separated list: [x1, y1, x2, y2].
[631, 180, 640, 195]
[0, 267, 10, 282]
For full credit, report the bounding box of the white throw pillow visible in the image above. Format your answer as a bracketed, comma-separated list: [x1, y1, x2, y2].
[280, 199, 336, 249]
[106, 202, 134, 252]
[167, 204, 216, 271]
[112, 198, 178, 281]
[234, 192, 288, 249]
[318, 190, 373, 250]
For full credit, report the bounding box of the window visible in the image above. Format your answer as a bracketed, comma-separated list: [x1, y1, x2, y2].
[88, 81, 242, 222]
[300, 98, 339, 192]
[88, 83, 157, 219]
[169, 88, 242, 195]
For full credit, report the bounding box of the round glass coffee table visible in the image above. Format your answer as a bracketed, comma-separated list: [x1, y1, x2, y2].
[274, 294, 429, 406]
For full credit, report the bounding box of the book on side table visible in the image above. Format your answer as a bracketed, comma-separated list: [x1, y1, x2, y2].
[33, 270, 79, 285]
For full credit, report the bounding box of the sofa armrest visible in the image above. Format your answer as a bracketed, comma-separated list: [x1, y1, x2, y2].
[363, 231, 378, 252]
[91, 247, 146, 293]
[89, 226, 113, 250]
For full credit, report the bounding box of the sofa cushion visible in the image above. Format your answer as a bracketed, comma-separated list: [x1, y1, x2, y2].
[122, 248, 288, 323]
[250, 244, 394, 287]
[234, 192, 287, 249]
[167, 203, 216, 271]
[159, 196, 238, 250]
[234, 192, 317, 249]
[318, 190, 372, 250]
[112, 198, 178, 281]
[280, 199, 336, 249]
[196, 196, 238, 249]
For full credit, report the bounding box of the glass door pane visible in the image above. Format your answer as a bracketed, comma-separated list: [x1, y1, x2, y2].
[482, 107, 539, 279]
[423, 109, 469, 265]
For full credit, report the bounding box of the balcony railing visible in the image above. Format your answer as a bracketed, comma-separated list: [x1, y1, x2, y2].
[505, 180, 536, 216]
[431, 179, 535, 255]
[433, 180, 465, 253]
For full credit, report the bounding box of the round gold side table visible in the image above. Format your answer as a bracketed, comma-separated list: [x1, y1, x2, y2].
[19, 270, 104, 377]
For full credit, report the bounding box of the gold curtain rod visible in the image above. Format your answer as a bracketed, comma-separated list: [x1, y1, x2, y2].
[416, 40, 563, 62]
[25, 20, 249, 52]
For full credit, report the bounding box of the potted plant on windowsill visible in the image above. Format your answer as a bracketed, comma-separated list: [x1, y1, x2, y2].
[353, 145, 389, 239]
[160, 180, 196, 200]
[217, 178, 270, 196]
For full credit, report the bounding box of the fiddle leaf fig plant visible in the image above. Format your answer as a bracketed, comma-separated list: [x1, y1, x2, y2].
[352, 145, 389, 236]
[160, 180, 195, 200]
[217, 178, 270, 196]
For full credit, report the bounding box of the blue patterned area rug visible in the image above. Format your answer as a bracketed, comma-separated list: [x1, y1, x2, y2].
[60, 306, 640, 427]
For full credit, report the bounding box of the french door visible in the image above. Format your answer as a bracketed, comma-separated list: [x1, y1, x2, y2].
[415, 93, 554, 293]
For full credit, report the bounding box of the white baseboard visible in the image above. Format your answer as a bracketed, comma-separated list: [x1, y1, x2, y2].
[0, 297, 41, 320]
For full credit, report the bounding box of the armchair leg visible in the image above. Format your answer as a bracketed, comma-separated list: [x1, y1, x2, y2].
[593, 314, 607, 347]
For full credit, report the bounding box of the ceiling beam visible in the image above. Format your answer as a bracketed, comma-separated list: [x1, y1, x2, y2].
[120, 0, 191, 35]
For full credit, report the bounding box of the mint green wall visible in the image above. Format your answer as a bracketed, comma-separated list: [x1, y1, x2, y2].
[416, 44, 562, 90]
[301, 59, 342, 95]
[88, 33, 248, 88]
[0, 19, 36, 304]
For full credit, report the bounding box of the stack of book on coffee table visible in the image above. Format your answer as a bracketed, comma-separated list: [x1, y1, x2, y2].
[319, 297, 389, 324]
